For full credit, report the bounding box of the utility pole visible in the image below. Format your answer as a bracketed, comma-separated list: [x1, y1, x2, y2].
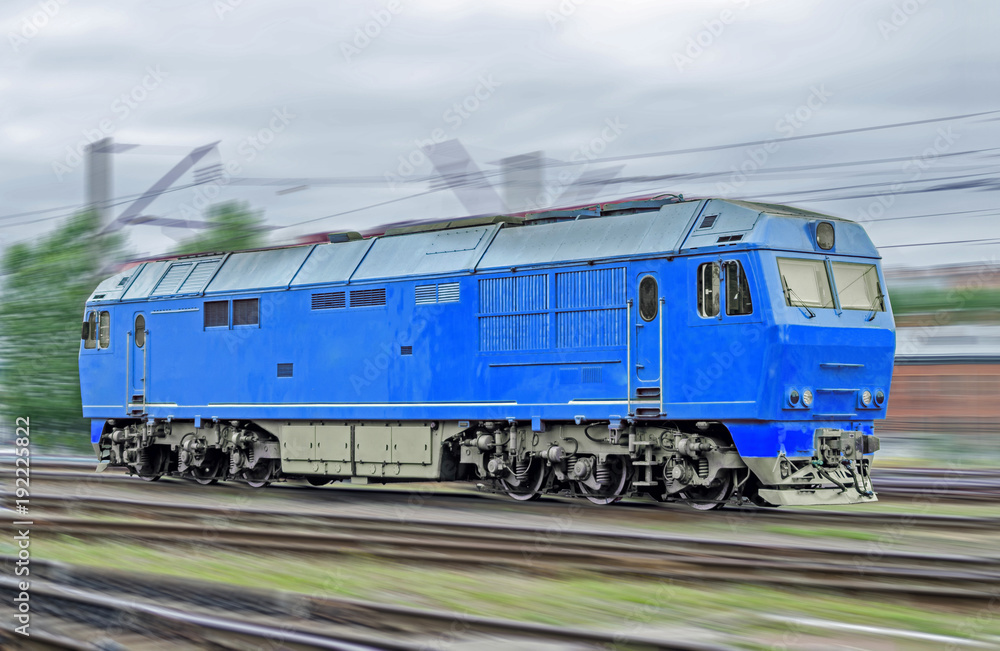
[86, 137, 113, 227]
[500, 151, 544, 213]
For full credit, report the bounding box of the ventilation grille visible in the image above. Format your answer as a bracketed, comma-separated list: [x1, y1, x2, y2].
[479, 274, 547, 313]
[277, 363, 293, 378]
[178, 260, 221, 293]
[480, 313, 549, 352]
[400, 345, 413, 355]
[416, 282, 460, 305]
[699, 214, 719, 229]
[233, 298, 258, 326]
[117, 276, 131, 287]
[552, 267, 627, 349]
[438, 282, 460, 303]
[350, 288, 386, 307]
[716, 234, 743, 243]
[555, 310, 625, 347]
[151, 262, 193, 296]
[415, 285, 437, 305]
[556, 267, 625, 308]
[582, 367, 603, 384]
[312, 291, 346, 310]
[204, 301, 228, 328]
[92, 294, 106, 300]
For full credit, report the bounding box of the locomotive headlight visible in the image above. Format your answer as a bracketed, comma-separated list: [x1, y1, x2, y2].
[816, 221, 835, 250]
[874, 389, 885, 406]
[861, 389, 873, 406]
[801, 389, 814, 407]
[789, 389, 800, 406]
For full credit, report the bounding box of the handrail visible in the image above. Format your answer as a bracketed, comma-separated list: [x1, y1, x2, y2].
[125, 331, 131, 409]
[142, 330, 148, 413]
[626, 299, 632, 416]
[659, 296, 665, 416]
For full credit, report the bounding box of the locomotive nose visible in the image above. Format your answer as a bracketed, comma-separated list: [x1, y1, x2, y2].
[776, 324, 895, 418]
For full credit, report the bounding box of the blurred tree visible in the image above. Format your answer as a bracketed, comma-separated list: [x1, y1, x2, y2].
[0, 210, 122, 452]
[0, 202, 264, 451]
[175, 201, 265, 255]
[889, 286, 1000, 321]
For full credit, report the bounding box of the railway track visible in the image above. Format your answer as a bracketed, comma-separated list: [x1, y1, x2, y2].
[11, 465, 1000, 536]
[12, 459, 1000, 502]
[9, 492, 1000, 604]
[0, 557, 727, 651]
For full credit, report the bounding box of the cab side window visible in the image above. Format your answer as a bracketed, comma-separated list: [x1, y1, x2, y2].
[98, 311, 111, 349]
[697, 262, 720, 317]
[84, 311, 98, 349]
[724, 261, 753, 316]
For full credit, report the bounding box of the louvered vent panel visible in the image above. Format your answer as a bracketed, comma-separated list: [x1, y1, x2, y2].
[437, 282, 460, 303]
[582, 367, 603, 384]
[311, 291, 346, 310]
[350, 288, 386, 307]
[479, 274, 546, 313]
[277, 363, 293, 378]
[151, 263, 193, 296]
[556, 309, 625, 347]
[178, 260, 220, 294]
[415, 285, 437, 305]
[479, 313, 549, 352]
[556, 267, 625, 308]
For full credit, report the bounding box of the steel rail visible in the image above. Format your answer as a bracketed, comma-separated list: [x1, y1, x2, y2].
[11, 461, 1000, 502]
[15, 488, 1000, 535]
[9, 472, 1000, 533]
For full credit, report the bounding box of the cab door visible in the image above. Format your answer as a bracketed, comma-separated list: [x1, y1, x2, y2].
[632, 272, 663, 402]
[129, 312, 147, 411]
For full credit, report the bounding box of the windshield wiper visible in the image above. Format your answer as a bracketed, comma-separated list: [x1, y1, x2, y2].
[865, 281, 885, 322]
[781, 275, 816, 318]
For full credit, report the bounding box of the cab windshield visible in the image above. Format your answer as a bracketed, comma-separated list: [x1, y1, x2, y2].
[832, 262, 883, 310]
[777, 257, 885, 313]
[777, 258, 834, 308]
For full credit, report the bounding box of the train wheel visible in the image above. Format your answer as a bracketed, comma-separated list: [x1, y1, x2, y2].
[679, 471, 733, 510]
[243, 461, 275, 488]
[306, 477, 332, 487]
[577, 456, 630, 505]
[190, 457, 223, 485]
[133, 446, 166, 482]
[499, 456, 547, 501]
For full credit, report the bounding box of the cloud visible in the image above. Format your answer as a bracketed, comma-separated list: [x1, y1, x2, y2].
[0, 0, 997, 267]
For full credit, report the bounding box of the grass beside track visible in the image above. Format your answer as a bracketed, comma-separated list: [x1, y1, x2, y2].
[6, 536, 1000, 648]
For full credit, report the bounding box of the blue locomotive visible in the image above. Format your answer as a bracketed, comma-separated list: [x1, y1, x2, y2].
[80, 196, 892, 508]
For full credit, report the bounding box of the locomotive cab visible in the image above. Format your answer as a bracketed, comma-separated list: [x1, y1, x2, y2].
[708, 211, 894, 505]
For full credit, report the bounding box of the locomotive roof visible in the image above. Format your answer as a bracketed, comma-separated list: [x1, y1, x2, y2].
[86, 197, 878, 304]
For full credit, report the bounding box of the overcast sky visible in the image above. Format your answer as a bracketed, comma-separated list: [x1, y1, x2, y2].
[0, 0, 997, 269]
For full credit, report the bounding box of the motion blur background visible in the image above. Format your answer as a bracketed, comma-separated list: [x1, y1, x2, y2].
[3, 3, 1000, 649]
[1, 0, 998, 457]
